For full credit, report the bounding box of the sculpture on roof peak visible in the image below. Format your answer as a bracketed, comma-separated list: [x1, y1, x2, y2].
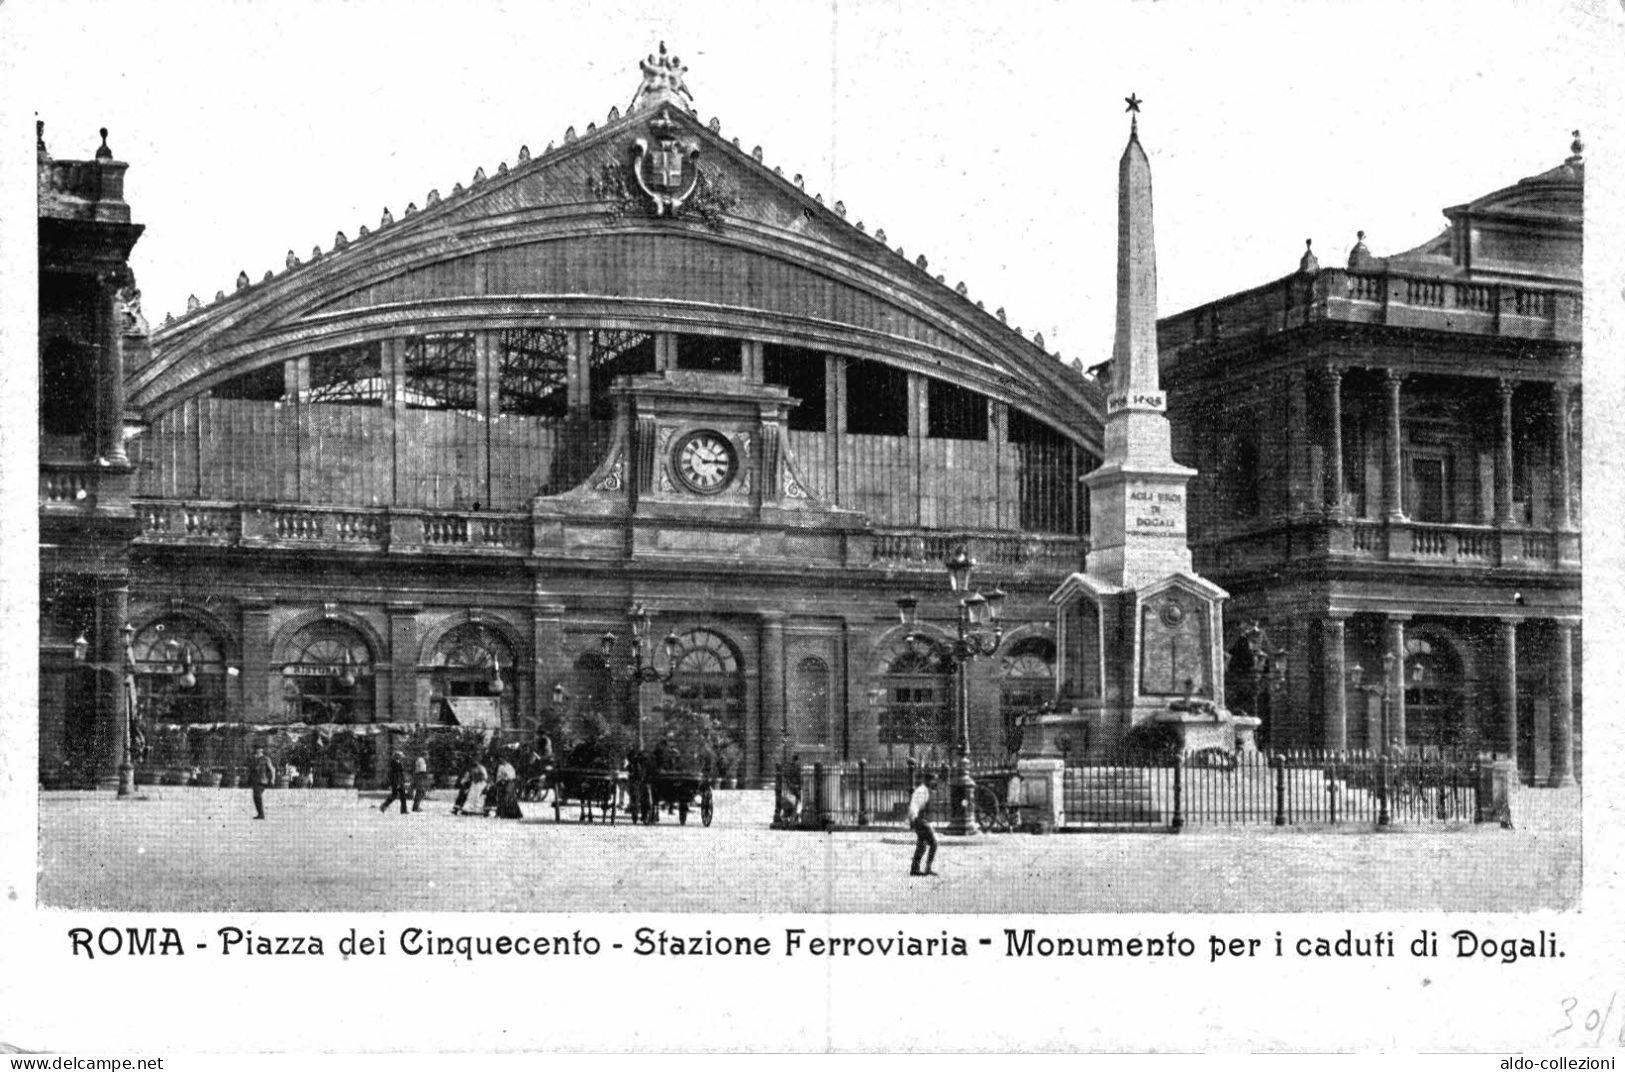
[631, 41, 694, 113]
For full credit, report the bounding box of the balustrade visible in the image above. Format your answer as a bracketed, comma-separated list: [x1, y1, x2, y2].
[421, 515, 470, 545]
[870, 530, 1085, 571]
[41, 469, 93, 504]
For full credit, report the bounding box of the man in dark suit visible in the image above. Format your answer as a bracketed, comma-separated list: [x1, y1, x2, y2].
[379, 750, 410, 814]
[249, 747, 275, 820]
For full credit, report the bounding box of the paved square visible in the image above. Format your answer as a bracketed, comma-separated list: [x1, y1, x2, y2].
[36, 785, 1579, 913]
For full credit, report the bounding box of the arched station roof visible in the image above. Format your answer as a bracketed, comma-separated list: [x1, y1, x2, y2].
[134, 50, 1104, 453]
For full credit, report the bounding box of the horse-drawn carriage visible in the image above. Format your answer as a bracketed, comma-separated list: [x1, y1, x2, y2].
[644, 768, 715, 826]
[548, 766, 622, 824]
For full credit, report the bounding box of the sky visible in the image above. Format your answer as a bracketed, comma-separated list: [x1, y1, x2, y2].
[8, 0, 1619, 370]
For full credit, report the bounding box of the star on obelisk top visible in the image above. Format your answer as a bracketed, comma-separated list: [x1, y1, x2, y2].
[1124, 93, 1142, 137]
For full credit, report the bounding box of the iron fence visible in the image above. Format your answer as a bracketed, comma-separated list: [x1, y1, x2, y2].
[769, 749, 1493, 832]
[1064, 748, 1487, 829]
[772, 757, 1019, 831]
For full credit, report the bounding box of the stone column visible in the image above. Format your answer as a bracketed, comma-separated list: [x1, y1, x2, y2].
[907, 372, 926, 527]
[96, 581, 131, 793]
[96, 271, 129, 464]
[382, 338, 404, 505]
[531, 594, 566, 729]
[825, 354, 845, 505]
[1497, 379, 1517, 526]
[385, 604, 421, 723]
[1550, 620, 1576, 787]
[1385, 615, 1408, 749]
[565, 330, 589, 418]
[240, 601, 273, 722]
[1552, 382, 1573, 529]
[760, 612, 788, 765]
[1496, 618, 1518, 763]
[1286, 370, 1310, 515]
[1383, 369, 1405, 521]
[1321, 367, 1346, 515]
[1322, 616, 1348, 751]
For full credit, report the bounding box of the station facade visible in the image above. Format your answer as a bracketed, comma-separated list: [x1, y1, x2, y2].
[39, 49, 1104, 786]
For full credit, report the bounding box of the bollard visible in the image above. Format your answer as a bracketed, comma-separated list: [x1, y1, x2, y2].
[1272, 752, 1287, 826]
[1170, 756, 1184, 833]
[856, 760, 869, 827]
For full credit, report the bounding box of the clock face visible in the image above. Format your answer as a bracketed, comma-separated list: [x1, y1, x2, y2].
[673, 430, 737, 494]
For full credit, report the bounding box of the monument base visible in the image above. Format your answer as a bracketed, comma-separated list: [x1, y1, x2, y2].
[1022, 705, 1260, 759]
[1154, 710, 1260, 754]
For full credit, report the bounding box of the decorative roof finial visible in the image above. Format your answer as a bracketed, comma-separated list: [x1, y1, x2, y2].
[96, 127, 112, 160]
[1347, 230, 1375, 271]
[631, 41, 694, 113]
[1567, 129, 1584, 166]
[1299, 238, 1319, 274]
[1124, 93, 1142, 138]
[36, 119, 46, 155]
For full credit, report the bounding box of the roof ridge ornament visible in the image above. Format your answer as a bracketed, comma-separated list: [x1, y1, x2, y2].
[631, 41, 694, 114]
[1124, 93, 1142, 139]
[1567, 129, 1584, 166]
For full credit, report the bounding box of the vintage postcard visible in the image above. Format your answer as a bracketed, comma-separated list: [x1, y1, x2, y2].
[2, 0, 1621, 1057]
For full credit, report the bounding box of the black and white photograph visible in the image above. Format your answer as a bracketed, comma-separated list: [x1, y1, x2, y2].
[2, 0, 1621, 1057]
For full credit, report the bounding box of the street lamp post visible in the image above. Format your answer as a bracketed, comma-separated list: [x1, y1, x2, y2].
[76, 623, 141, 796]
[600, 603, 680, 750]
[897, 548, 1005, 836]
[1348, 651, 1397, 827]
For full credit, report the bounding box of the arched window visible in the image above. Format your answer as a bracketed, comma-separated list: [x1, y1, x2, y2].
[131, 617, 228, 724]
[879, 641, 951, 754]
[282, 620, 374, 724]
[669, 629, 746, 755]
[790, 657, 831, 745]
[429, 622, 516, 727]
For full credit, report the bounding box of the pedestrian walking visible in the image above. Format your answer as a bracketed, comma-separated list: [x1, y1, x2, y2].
[249, 746, 275, 820]
[908, 773, 939, 877]
[492, 756, 521, 818]
[452, 758, 487, 815]
[411, 753, 430, 812]
[379, 750, 410, 814]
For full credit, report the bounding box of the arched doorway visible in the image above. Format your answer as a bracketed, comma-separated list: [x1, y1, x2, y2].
[131, 616, 230, 724]
[878, 638, 952, 760]
[569, 651, 614, 724]
[282, 620, 374, 723]
[428, 622, 516, 727]
[1000, 636, 1055, 755]
[667, 629, 746, 760]
[1403, 634, 1466, 752]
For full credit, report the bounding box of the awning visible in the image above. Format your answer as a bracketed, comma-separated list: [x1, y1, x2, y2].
[444, 697, 502, 729]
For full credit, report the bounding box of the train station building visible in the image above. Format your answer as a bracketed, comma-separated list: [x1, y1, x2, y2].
[38, 47, 1104, 787]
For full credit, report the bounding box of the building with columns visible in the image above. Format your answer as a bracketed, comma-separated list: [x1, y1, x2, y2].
[38, 48, 1105, 787]
[1158, 138, 1583, 784]
[38, 123, 146, 790]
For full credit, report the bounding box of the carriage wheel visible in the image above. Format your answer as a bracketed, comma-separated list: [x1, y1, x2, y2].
[678, 801, 689, 825]
[701, 788, 714, 827]
[975, 786, 1005, 833]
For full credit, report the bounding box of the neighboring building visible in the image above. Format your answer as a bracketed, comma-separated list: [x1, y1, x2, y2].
[1157, 137, 1583, 783]
[71, 47, 1104, 786]
[38, 123, 147, 789]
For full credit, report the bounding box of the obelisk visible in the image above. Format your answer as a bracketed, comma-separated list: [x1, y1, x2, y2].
[1085, 94, 1196, 586]
[1034, 97, 1250, 762]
